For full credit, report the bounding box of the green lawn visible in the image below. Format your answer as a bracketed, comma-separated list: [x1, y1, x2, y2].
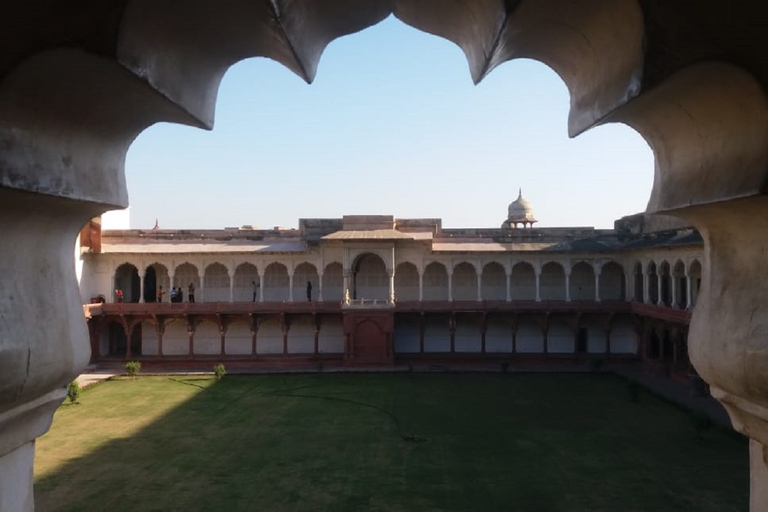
[35, 373, 748, 511]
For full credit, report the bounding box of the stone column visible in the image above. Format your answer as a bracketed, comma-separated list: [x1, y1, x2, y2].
[318, 269, 324, 302]
[198, 267, 205, 303]
[447, 267, 454, 302]
[168, 268, 175, 298]
[656, 272, 663, 306]
[476, 269, 482, 302]
[342, 270, 351, 302]
[418, 267, 424, 302]
[594, 266, 602, 302]
[643, 269, 650, 304]
[288, 266, 294, 302]
[258, 269, 265, 302]
[388, 268, 395, 304]
[564, 267, 571, 302]
[685, 272, 692, 309]
[139, 266, 146, 303]
[505, 266, 512, 302]
[228, 268, 234, 302]
[534, 266, 541, 302]
[671, 273, 678, 308]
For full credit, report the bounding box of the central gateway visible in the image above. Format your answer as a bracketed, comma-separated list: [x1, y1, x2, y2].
[343, 310, 394, 364]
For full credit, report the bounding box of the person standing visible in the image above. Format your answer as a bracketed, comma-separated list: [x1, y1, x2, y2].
[252, 280, 259, 302]
[188, 282, 195, 303]
[157, 285, 163, 303]
[115, 289, 123, 303]
[170, 287, 177, 303]
[177, 287, 183, 303]
[306, 281, 312, 302]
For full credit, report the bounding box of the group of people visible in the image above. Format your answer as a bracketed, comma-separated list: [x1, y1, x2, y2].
[157, 283, 196, 303]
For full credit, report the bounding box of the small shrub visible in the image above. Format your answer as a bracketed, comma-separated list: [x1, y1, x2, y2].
[67, 381, 81, 404]
[124, 360, 141, 380]
[627, 380, 641, 403]
[213, 363, 226, 380]
[501, 361, 510, 374]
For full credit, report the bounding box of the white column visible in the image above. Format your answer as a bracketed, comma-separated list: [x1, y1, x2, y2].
[594, 267, 601, 302]
[656, 272, 663, 306]
[685, 272, 693, 309]
[388, 268, 395, 303]
[564, 267, 571, 302]
[168, 269, 175, 294]
[643, 270, 650, 304]
[671, 274, 678, 308]
[476, 268, 482, 302]
[418, 268, 424, 301]
[318, 269, 324, 302]
[535, 266, 541, 302]
[139, 266, 146, 303]
[258, 269, 265, 302]
[288, 266, 295, 302]
[198, 267, 205, 302]
[448, 268, 454, 302]
[505, 266, 512, 302]
[228, 269, 235, 302]
[343, 270, 351, 301]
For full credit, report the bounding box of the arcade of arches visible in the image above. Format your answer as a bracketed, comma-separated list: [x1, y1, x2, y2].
[82, 213, 699, 382]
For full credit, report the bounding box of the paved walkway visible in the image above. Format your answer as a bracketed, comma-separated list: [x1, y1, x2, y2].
[611, 366, 732, 427]
[76, 362, 733, 428]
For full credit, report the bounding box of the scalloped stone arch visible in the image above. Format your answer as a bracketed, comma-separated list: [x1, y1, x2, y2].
[394, 261, 419, 301]
[113, 262, 140, 303]
[203, 262, 229, 302]
[322, 262, 344, 302]
[233, 262, 259, 302]
[423, 261, 449, 301]
[293, 262, 319, 302]
[540, 261, 565, 301]
[570, 261, 596, 301]
[481, 261, 506, 301]
[4, 3, 768, 508]
[263, 261, 289, 301]
[452, 261, 478, 301]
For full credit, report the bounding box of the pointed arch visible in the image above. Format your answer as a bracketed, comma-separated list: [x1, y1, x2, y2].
[540, 261, 565, 301]
[395, 262, 419, 301]
[322, 262, 343, 301]
[481, 261, 506, 301]
[423, 262, 448, 301]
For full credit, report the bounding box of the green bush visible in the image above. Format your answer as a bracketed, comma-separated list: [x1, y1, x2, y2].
[124, 361, 141, 380]
[589, 358, 604, 372]
[213, 363, 226, 380]
[67, 381, 81, 404]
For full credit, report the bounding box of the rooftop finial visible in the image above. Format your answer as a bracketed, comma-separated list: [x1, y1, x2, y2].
[518, 187, 522, 198]
[153, 218, 160, 230]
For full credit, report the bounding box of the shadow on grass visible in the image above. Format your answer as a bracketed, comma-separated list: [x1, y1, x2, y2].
[35, 373, 749, 512]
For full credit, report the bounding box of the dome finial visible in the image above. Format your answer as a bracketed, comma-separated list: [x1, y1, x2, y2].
[504, 188, 537, 229]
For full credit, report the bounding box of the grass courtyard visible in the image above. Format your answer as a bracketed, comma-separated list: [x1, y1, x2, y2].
[35, 373, 747, 511]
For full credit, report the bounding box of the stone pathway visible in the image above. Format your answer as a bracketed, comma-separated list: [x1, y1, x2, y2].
[611, 366, 732, 427]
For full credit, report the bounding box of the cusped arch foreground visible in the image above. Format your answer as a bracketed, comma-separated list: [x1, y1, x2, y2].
[4, 2, 768, 510]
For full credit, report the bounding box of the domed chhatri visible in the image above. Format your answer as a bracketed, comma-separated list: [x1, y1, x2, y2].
[504, 188, 537, 228]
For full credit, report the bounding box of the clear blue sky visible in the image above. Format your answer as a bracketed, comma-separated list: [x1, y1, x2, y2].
[125, 16, 653, 230]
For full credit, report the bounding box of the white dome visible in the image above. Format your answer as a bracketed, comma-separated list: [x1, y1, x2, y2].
[507, 189, 537, 224]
